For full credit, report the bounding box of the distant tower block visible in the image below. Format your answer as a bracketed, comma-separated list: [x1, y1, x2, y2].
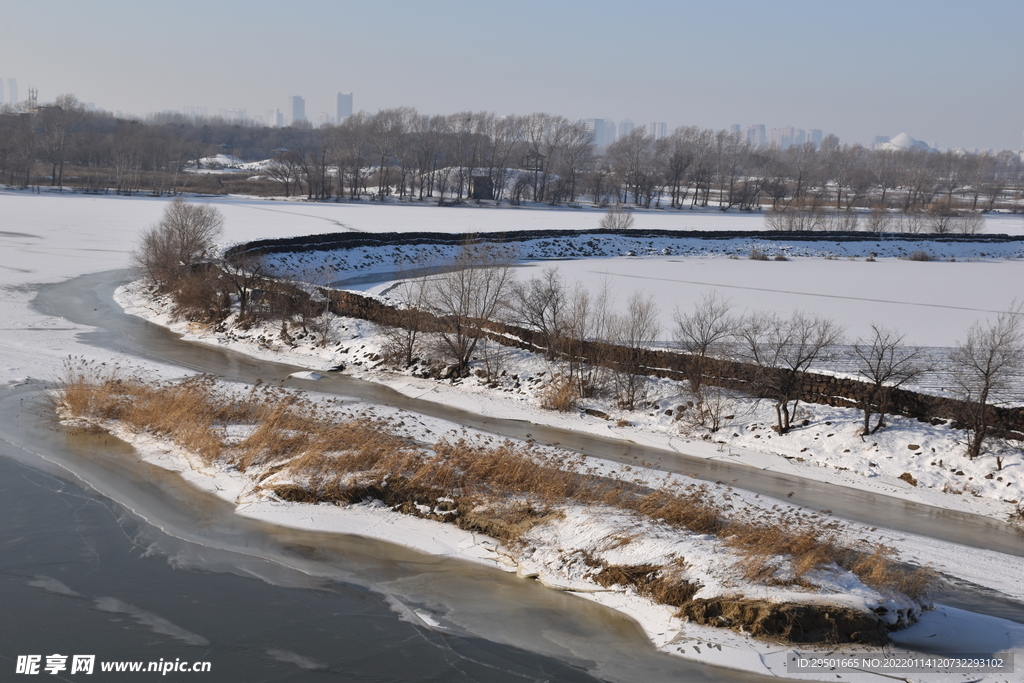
[8, 78, 18, 106]
[336, 92, 353, 121]
[291, 96, 306, 124]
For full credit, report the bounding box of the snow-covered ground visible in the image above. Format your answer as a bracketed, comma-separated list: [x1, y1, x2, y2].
[4, 188, 1024, 682]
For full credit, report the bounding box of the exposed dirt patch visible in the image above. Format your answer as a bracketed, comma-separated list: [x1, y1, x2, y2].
[679, 598, 889, 645]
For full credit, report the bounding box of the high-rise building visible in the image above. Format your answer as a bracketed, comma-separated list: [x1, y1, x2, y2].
[746, 124, 766, 148]
[793, 129, 806, 147]
[336, 92, 353, 121]
[810, 129, 823, 149]
[730, 124, 741, 139]
[0, 79, 4, 106]
[648, 121, 667, 140]
[768, 126, 794, 149]
[291, 96, 306, 125]
[7, 78, 18, 106]
[618, 119, 635, 139]
[583, 118, 616, 147]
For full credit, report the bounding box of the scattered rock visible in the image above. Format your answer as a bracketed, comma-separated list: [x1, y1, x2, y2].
[899, 472, 918, 487]
[907, 444, 920, 451]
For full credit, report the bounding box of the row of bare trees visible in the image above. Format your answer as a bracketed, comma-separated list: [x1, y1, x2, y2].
[404, 254, 1023, 460]
[599, 128, 1022, 213]
[387, 250, 1022, 464]
[673, 293, 1022, 462]
[5, 95, 1023, 213]
[258, 109, 596, 204]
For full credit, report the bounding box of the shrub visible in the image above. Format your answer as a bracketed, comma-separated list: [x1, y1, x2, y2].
[600, 204, 635, 230]
[749, 248, 769, 261]
[171, 268, 228, 323]
[865, 207, 894, 233]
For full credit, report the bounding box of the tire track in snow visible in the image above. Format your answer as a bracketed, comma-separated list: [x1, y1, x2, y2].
[591, 271, 1010, 316]
[232, 203, 362, 232]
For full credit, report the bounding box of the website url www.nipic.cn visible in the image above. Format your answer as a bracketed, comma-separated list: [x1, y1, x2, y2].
[16, 655, 211, 675]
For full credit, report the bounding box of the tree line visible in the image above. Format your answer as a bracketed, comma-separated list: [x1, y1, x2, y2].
[4, 95, 1023, 214]
[132, 200, 1024, 466]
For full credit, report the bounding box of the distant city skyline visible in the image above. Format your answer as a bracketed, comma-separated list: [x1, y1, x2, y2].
[2, 0, 1021, 150]
[1, 77, 1014, 153]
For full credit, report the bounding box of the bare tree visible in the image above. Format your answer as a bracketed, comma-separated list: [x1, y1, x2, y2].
[380, 255, 435, 368]
[131, 198, 224, 288]
[258, 266, 333, 345]
[265, 150, 306, 198]
[369, 108, 408, 200]
[7, 111, 35, 187]
[607, 127, 656, 206]
[665, 126, 696, 208]
[549, 120, 594, 204]
[508, 267, 568, 360]
[561, 279, 614, 400]
[38, 94, 85, 189]
[599, 204, 635, 230]
[112, 120, 145, 195]
[679, 384, 736, 434]
[611, 291, 660, 410]
[426, 242, 516, 376]
[673, 292, 736, 390]
[852, 325, 932, 435]
[218, 253, 268, 322]
[948, 304, 1024, 459]
[737, 311, 843, 434]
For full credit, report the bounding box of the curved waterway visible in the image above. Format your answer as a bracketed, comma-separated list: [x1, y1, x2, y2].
[36, 270, 1024, 557]
[0, 270, 773, 682]
[1, 269, 1021, 681]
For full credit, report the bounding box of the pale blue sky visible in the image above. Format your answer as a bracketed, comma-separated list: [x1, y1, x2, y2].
[2, 0, 1021, 150]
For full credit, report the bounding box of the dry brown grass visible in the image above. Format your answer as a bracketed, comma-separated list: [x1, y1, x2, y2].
[592, 562, 700, 607]
[53, 359, 224, 462]
[540, 376, 579, 412]
[54, 359, 933, 605]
